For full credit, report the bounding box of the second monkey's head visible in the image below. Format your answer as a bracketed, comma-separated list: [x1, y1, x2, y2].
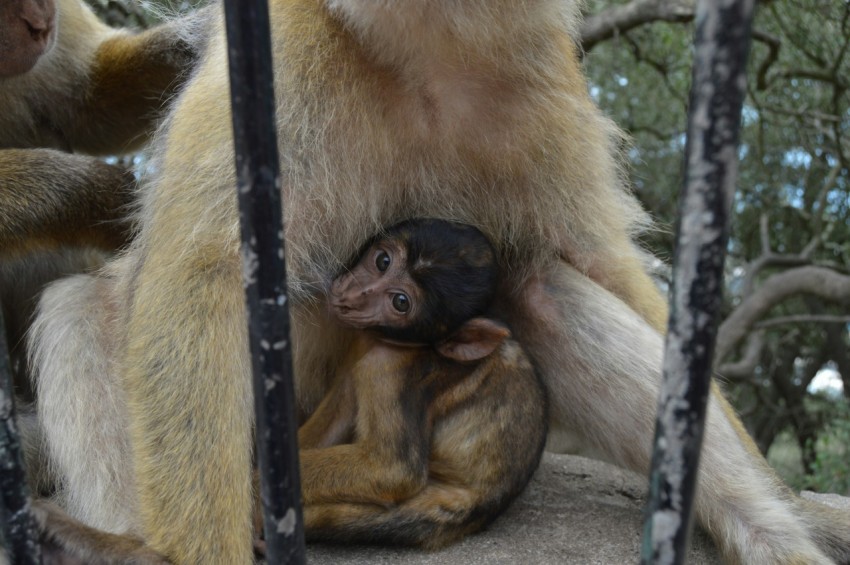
[329, 218, 499, 345]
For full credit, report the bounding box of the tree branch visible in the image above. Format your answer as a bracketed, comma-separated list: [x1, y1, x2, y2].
[753, 30, 782, 91]
[716, 266, 850, 363]
[580, 0, 696, 52]
[755, 315, 850, 329]
[716, 331, 765, 381]
[739, 213, 821, 298]
[761, 105, 842, 123]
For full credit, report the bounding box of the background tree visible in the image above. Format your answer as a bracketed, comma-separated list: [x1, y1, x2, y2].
[582, 0, 850, 493]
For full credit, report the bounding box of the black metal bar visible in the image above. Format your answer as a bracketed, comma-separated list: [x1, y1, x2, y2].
[641, 0, 755, 563]
[0, 308, 41, 564]
[221, 1, 306, 563]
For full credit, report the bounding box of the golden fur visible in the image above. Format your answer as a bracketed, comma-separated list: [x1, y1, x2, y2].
[294, 326, 546, 549]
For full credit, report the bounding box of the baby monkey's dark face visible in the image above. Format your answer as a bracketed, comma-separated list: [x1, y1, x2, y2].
[330, 238, 423, 331]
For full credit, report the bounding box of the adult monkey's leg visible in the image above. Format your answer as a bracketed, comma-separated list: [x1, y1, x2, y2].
[506, 261, 833, 565]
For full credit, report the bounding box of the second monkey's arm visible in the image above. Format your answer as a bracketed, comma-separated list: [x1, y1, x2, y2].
[0, 149, 134, 254]
[71, 8, 209, 154]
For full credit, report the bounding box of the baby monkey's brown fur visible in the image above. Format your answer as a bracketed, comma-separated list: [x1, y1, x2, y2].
[297, 328, 546, 549]
[276, 220, 546, 548]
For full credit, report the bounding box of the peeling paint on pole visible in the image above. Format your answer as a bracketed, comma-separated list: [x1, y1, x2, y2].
[277, 507, 297, 536]
[223, 0, 306, 561]
[641, 0, 755, 563]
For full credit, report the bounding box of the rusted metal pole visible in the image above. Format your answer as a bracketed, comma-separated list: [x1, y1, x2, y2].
[0, 309, 41, 565]
[641, 0, 755, 563]
[222, 0, 306, 562]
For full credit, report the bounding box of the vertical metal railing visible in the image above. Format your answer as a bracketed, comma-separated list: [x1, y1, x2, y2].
[641, 0, 755, 563]
[222, 0, 306, 563]
[0, 309, 41, 564]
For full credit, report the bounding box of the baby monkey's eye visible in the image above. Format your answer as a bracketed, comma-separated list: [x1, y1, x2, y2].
[392, 293, 410, 313]
[375, 250, 391, 272]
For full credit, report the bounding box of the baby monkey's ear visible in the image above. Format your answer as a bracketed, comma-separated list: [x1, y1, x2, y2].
[435, 318, 510, 363]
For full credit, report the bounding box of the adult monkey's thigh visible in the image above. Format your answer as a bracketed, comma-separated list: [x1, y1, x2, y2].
[509, 261, 834, 564]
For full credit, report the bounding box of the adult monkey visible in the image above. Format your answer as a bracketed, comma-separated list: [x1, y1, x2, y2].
[0, 0, 205, 153]
[0, 149, 133, 401]
[0, 0, 207, 249]
[0, 0, 205, 389]
[29, 2, 850, 565]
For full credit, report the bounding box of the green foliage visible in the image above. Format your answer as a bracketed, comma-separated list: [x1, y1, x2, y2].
[769, 400, 850, 495]
[583, 10, 694, 257]
[807, 401, 850, 494]
[585, 0, 850, 477]
[767, 429, 806, 488]
[585, 0, 850, 264]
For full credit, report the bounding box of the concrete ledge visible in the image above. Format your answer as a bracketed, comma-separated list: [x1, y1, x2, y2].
[308, 453, 722, 564]
[803, 490, 850, 511]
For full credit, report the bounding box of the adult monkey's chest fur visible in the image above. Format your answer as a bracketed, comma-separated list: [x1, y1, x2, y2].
[273, 13, 560, 292]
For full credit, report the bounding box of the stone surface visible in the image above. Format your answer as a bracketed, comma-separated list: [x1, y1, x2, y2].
[307, 453, 722, 564]
[803, 490, 850, 511]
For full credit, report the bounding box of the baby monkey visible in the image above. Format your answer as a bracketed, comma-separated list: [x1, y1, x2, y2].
[329, 218, 502, 344]
[291, 219, 548, 548]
